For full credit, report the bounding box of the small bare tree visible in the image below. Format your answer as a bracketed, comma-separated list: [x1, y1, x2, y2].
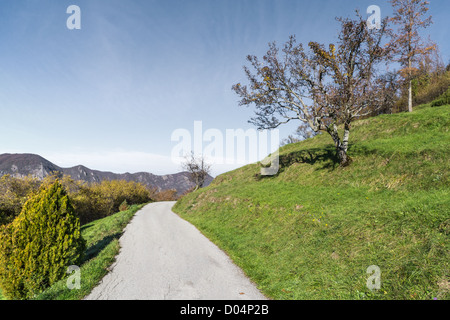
[233, 13, 392, 166]
[181, 152, 211, 191]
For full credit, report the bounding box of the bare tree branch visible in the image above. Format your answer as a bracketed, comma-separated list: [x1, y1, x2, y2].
[181, 152, 212, 191]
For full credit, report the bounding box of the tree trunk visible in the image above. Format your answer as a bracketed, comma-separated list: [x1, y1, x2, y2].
[408, 79, 413, 112]
[327, 123, 352, 167]
[340, 123, 352, 166]
[408, 56, 413, 112]
[337, 146, 351, 167]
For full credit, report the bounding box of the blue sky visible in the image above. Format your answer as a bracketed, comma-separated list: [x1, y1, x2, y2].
[0, 0, 448, 176]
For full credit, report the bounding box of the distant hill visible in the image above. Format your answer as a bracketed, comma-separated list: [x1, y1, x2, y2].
[0, 153, 213, 195]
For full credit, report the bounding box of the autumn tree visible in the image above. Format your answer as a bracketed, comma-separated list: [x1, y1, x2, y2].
[0, 175, 40, 226]
[233, 13, 391, 166]
[389, 0, 435, 112]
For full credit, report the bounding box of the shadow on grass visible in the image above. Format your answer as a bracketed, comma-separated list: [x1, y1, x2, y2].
[283, 147, 340, 169]
[80, 224, 94, 232]
[254, 142, 386, 180]
[82, 233, 122, 263]
[255, 146, 340, 180]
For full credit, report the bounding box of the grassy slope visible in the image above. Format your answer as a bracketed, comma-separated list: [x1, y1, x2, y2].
[173, 104, 450, 300]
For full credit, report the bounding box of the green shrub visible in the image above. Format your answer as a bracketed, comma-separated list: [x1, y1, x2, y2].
[413, 70, 450, 106]
[0, 180, 86, 300]
[119, 199, 129, 212]
[431, 88, 450, 107]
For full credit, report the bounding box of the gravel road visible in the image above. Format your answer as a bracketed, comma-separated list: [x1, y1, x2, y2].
[85, 201, 267, 300]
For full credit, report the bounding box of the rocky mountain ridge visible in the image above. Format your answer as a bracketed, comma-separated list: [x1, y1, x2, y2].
[0, 153, 213, 194]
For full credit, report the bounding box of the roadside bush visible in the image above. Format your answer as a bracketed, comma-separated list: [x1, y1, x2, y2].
[0, 174, 153, 226]
[89, 180, 152, 214]
[0, 175, 40, 226]
[153, 189, 178, 201]
[69, 184, 115, 225]
[39, 175, 153, 224]
[0, 180, 86, 299]
[119, 200, 129, 212]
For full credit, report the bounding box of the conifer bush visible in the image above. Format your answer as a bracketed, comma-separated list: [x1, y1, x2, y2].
[0, 180, 86, 300]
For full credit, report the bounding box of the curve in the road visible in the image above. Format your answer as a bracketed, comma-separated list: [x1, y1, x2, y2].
[85, 201, 268, 300]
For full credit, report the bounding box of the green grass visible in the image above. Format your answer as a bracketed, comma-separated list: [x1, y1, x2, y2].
[28, 203, 147, 300]
[173, 104, 450, 300]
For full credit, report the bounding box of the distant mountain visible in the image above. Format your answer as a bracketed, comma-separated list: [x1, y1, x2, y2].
[0, 153, 213, 195]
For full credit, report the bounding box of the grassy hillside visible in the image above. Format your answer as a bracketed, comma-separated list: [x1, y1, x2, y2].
[173, 103, 450, 300]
